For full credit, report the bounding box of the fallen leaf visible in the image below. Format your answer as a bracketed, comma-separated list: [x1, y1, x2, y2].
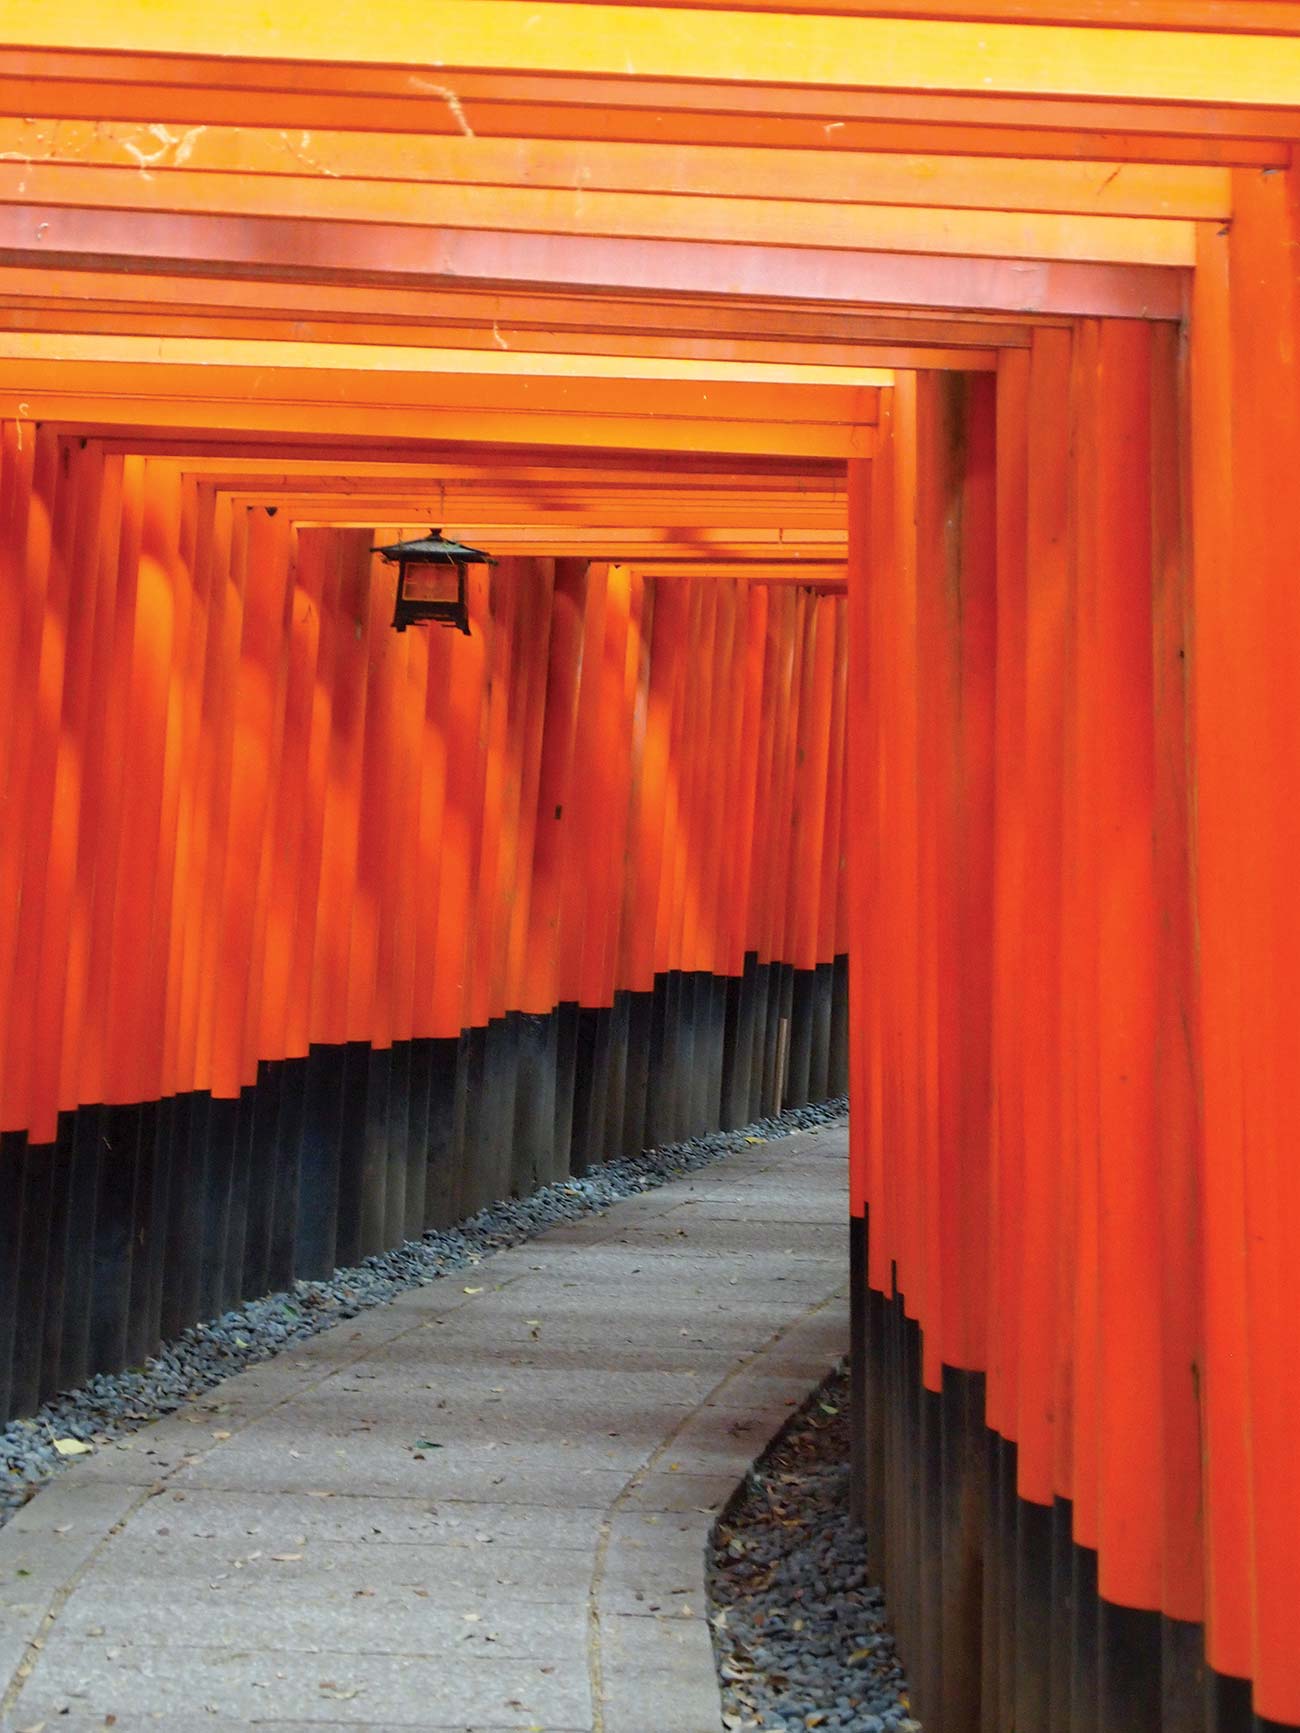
[463, 1286, 483, 1295]
[211, 1430, 232, 1441]
[52, 1438, 92, 1457]
[270, 1553, 303, 1563]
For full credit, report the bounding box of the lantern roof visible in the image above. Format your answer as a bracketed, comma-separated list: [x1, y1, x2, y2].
[372, 529, 497, 565]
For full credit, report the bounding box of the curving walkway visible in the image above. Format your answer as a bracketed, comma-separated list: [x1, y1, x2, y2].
[0, 1123, 848, 1733]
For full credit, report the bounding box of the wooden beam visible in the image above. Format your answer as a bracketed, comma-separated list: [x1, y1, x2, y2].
[1, 67, 1288, 163]
[0, 329, 894, 390]
[0, 340, 884, 423]
[0, 307, 997, 373]
[238, 517, 846, 555]
[0, 122, 1231, 219]
[0, 390, 876, 458]
[0, 162, 1198, 266]
[627, 561, 847, 583]
[0, 208, 1186, 318]
[218, 497, 846, 531]
[82, 444, 847, 483]
[0, 265, 1037, 342]
[4, 3, 1300, 108]
[476, 0, 1300, 27]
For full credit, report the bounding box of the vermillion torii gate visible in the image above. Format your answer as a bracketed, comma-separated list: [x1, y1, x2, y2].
[1, 4, 1299, 1727]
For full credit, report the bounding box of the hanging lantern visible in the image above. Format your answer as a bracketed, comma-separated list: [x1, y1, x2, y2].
[372, 529, 496, 635]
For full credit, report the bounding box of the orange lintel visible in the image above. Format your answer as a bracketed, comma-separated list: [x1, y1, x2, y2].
[0, 309, 997, 375]
[0, 69, 1289, 164]
[0, 391, 876, 460]
[0, 122, 1231, 221]
[0, 208, 1187, 319]
[0, 265, 1040, 346]
[82, 444, 847, 485]
[5, 3, 1300, 109]
[0, 338, 885, 419]
[219, 497, 846, 530]
[0, 162, 1199, 267]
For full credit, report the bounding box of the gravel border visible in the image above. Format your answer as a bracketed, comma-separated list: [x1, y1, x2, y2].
[709, 1367, 918, 1733]
[2, 1098, 846, 1527]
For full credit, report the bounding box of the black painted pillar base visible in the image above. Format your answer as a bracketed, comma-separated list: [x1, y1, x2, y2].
[855, 1207, 1292, 1733]
[849, 1209, 869, 1524]
[0, 970, 848, 1429]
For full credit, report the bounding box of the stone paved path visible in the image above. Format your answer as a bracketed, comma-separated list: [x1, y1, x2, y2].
[0, 1122, 848, 1733]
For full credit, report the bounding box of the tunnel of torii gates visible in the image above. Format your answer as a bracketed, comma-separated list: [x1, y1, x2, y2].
[3, 3, 1300, 1730]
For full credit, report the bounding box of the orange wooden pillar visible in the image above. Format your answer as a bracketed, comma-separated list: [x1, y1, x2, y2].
[0, 426, 68, 1415]
[719, 579, 769, 1128]
[787, 589, 836, 1106]
[849, 325, 1210, 1728]
[816, 594, 850, 1104]
[911, 372, 998, 1725]
[2, 426, 66, 1147]
[1078, 319, 1168, 1728]
[1188, 167, 1300, 1730]
[1187, 223, 1256, 1719]
[647, 577, 689, 1144]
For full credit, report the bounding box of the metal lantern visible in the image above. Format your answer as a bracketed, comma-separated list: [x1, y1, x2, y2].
[372, 529, 496, 636]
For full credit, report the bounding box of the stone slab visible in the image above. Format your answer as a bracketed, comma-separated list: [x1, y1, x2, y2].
[597, 1611, 723, 1733]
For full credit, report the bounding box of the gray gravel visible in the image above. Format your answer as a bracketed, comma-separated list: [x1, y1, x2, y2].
[709, 1368, 919, 1733]
[1, 1097, 846, 1527]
